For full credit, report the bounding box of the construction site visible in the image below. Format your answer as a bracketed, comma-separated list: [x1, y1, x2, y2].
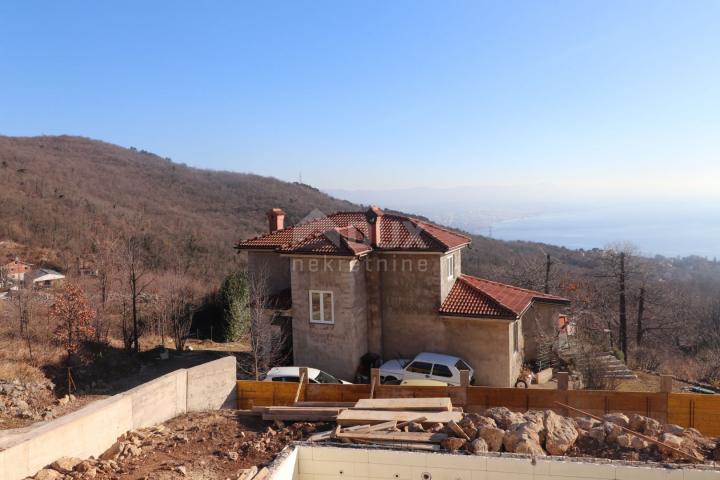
[1, 358, 720, 480]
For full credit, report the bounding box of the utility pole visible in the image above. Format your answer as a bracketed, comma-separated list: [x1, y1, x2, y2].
[544, 253, 553, 294]
[618, 252, 627, 361]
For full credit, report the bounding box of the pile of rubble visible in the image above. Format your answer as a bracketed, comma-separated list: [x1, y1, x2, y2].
[438, 407, 717, 463]
[31, 413, 321, 480]
[0, 379, 56, 423]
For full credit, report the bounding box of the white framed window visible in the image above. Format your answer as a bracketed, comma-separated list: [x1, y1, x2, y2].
[513, 320, 520, 353]
[309, 290, 334, 324]
[446, 254, 455, 280]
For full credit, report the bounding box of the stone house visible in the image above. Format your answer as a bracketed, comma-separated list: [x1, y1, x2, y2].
[236, 207, 569, 386]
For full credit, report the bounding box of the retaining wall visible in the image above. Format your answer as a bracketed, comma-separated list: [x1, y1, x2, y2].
[0, 355, 236, 480]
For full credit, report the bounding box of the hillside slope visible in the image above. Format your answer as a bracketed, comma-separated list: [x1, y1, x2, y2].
[0, 135, 357, 279]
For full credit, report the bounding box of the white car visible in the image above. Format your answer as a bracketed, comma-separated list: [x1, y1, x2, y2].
[379, 352, 475, 386]
[263, 366, 352, 384]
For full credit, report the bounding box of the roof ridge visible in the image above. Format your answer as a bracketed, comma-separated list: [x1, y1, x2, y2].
[457, 275, 518, 318]
[462, 274, 567, 300]
[413, 217, 472, 243]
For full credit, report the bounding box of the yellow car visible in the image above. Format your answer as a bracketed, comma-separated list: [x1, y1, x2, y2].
[400, 379, 448, 386]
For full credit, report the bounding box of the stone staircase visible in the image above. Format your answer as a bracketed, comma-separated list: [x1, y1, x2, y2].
[561, 346, 637, 380]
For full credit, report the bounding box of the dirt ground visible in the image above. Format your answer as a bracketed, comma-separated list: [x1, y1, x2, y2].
[89, 411, 321, 480]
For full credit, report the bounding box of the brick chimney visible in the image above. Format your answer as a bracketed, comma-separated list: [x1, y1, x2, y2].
[267, 208, 285, 233]
[365, 206, 384, 247]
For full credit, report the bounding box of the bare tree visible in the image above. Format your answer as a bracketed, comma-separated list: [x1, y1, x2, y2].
[245, 268, 288, 380]
[155, 274, 201, 350]
[121, 235, 154, 352]
[598, 244, 640, 362]
[11, 288, 39, 363]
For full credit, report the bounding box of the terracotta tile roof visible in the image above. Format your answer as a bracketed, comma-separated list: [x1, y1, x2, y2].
[440, 275, 570, 319]
[237, 208, 470, 256]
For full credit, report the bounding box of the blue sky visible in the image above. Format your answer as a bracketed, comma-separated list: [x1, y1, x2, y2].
[1, 1, 719, 194]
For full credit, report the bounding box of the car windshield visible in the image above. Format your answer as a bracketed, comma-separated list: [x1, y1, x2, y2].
[455, 359, 471, 371]
[314, 370, 341, 384]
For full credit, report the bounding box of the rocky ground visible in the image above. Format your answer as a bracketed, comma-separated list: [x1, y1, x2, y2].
[438, 407, 718, 464]
[31, 410, 321, 480]
[0, 379, 106, 430]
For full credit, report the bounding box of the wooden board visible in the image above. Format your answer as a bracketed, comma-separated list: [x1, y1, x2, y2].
[336, 431, 448, 443]
[262, 413, 338, 422]
[294, 401, 356, 408]
[353, 397, 452, 412]
[336, 409, 462, 426]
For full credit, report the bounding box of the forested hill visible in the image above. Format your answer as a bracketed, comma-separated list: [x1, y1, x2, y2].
[1, 134, 719, 288]
[0, 135, 357, 279]
[3, 134, 720, 380]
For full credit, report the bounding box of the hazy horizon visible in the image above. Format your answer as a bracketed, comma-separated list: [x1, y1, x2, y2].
[327, 185, 720, 258]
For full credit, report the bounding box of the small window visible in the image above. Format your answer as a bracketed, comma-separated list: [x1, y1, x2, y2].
[406, 361, 432, 374]
[432, 364, 453, 378]
[513, 320, 520, 353]
[309, 290, 334, 323]
[271, 376, 298, 382]
[446, 255, 454, 280]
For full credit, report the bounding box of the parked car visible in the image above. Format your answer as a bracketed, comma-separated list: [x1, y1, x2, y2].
[262, 366, 352, 384]
[379, 352, 475, 386]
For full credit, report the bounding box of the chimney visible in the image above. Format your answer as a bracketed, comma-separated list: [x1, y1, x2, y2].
[267, 208, 285, 233]
[365, 206, 384, 247]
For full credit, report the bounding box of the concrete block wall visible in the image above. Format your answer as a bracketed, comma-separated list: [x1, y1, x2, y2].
[275, 445, 720, 480]
[0, 355, 237, 480]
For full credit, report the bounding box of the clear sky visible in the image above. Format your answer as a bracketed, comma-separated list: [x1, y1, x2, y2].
[2, 1, 719, 194]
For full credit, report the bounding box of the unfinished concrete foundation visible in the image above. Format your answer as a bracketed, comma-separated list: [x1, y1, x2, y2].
[267, 444, 720, 480]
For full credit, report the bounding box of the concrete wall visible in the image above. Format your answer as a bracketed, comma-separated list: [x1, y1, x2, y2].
[439, 249, 462, 303]
[523, 301, 563, 362]
[247, 250, 291, 295]
[271, 445, 720, 480]
[0, 356, 236, 480]
[291, 257, 368, 381]
[440, 316, 517, 387]
[376, 253, 444, 361]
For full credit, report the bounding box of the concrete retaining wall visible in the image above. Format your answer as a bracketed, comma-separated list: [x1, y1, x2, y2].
[0, 355, 237, 480]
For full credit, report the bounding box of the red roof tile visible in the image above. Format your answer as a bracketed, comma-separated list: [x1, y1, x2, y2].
[237, 208, 470, 256]
[440, 275, 570, 319]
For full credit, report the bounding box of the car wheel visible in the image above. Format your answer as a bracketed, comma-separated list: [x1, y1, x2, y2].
[383, 376, 399, 385]
[514, 379, 528, 389]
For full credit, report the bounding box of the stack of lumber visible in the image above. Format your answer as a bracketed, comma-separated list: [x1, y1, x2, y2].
[306, 397, 462, 450]
[252, 403, 349, 422]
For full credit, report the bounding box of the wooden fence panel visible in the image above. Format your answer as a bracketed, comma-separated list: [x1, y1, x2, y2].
[236, 381, 717, 436]
[236, 381, 298, 409]
[305, 384, 370, 403]
[668, 393, 720, 436]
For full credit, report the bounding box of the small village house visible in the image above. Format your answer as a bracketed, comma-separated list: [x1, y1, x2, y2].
[236, 207, 570, 387]
[2, 257, 33, 282]
[26, 268, 65, 289]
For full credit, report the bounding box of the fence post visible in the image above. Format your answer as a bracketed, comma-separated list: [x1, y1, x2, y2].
[460, 370, 470, 388]
[370, 368, 380, 399]
[558, 372, 569, 391]
[660, 375, 673, 393]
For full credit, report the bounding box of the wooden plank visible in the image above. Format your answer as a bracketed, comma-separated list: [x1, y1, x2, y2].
[294, 401, 356, 408]
[396, 417, 427, 429]
[351, 420, 398, 433]
[262, 413, 338, 422]
[337, 409, 462, 426]
[353, 397, 452, 412]
[336, 431, 448, 443]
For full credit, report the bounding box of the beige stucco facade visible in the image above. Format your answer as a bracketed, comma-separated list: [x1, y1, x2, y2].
[245, 247, 562, 386]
